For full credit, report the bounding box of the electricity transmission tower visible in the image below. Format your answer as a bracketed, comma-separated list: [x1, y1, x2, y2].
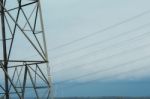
[0, 0, 52, 99]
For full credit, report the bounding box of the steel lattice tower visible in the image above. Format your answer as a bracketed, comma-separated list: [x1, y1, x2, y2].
[0, 0, 51, 99]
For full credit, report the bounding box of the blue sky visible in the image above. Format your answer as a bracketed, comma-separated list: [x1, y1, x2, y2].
[41, 0, 150, 97]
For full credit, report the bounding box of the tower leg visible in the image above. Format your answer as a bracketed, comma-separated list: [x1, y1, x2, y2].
[0, 0, 9, 99]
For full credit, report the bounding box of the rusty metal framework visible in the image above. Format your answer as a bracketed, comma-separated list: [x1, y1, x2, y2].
[0, 0, 51, 98]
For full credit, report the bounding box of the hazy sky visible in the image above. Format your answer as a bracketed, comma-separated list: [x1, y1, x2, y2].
[0, 0, 149, 97]
[41, 0, 150, 97]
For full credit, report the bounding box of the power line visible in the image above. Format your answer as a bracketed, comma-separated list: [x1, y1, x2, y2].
[23, 11, 150, 60]
[54, 54, 150, 85]
[53, 31, 150, 72]
[54, 64, 150, 90]
[23, 22, 150, 60]
[52, 22, 150, 59]
[53, 43, 150, 85]
[48, 10, 150, 51]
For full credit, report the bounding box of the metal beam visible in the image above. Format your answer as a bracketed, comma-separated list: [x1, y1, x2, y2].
[0, 0, 9, 98]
